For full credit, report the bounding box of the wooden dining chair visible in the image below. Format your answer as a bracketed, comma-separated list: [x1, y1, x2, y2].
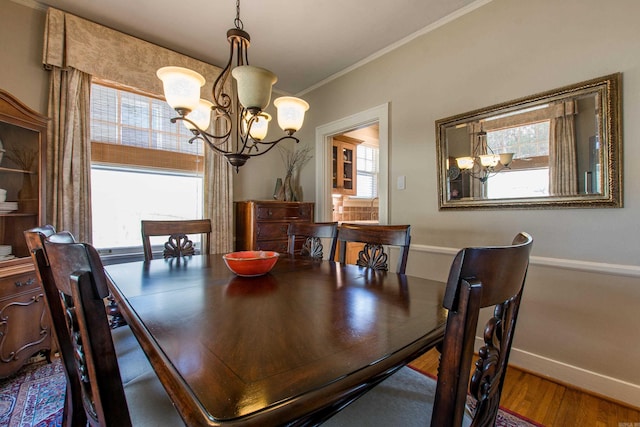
[43, 235, 184, 426]
[336, 223, 411, 273]
[287, 221, 338, 259]
[141, 219, 212, 261]
[325, 232, 533, 427]
[25, 227, 164, 427]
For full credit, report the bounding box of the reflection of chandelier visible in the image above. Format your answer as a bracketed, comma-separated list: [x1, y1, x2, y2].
[156, 0, 309, 172]
[455, 130, 514, 183]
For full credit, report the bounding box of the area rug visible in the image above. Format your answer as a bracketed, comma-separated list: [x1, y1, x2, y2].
[0, 358, 65, 427]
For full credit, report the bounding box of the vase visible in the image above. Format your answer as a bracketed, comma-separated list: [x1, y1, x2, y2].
[283, 174, 295, 201]
[273, 178, 283, 200]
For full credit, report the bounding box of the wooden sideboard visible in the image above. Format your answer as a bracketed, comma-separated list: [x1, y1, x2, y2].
[235, 201, 314, 253]
[0, 89, 51, 377]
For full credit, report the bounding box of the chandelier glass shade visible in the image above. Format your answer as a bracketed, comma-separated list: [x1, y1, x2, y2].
[455, 130, 514, 183]
[156, 1, 309, 172]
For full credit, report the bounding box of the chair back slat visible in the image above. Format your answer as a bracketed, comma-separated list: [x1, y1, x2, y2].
[25, 226, 88, 427]
[336, 223, 411, 273]
[141, 219, 212, 261]
[287, 222, 338, 260]
[431, 232, 533, 427]
[45, 236, 133, 427]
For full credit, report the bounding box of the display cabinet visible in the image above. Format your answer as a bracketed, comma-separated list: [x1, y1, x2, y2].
[332, 135, 359, 195]
[0, 89, 51, 377]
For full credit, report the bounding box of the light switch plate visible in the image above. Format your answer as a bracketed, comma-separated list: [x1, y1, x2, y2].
[397, 175, 406, 190]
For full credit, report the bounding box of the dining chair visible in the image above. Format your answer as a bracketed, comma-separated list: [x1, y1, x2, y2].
[336, 223, 411, 273]
[141, 219, 212, 261]
[325, 232, 533, 427]
[44, 234, 184, 426]
[287, 221, 338, 260]
[25, 227, 163, 427]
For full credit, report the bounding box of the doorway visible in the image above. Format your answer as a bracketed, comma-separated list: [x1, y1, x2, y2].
[331, 125, 379, 222]
[315, 103, 389, 223]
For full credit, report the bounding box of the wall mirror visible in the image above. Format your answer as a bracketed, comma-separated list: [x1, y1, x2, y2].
[436, 73, 622, 210]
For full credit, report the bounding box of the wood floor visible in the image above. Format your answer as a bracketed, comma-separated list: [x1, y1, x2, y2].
[409, 348, 640, 427]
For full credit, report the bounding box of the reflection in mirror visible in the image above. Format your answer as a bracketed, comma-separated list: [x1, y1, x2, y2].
[436, 74, 622, 209]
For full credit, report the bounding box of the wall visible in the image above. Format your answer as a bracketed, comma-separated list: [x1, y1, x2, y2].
[0, 0, 48, 113]
[295, 0, 640, 406]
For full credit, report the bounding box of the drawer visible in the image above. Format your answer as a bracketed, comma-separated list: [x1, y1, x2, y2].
[256, 223, 290, 240]
[255, 240, 289, 254]
[0, 272, 40, 300]
[256, 205, 312, 221]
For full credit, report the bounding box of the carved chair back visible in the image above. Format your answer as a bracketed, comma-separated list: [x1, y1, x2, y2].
[44, 236, 134, 427]
[141, 219, 212, 261]
[287, 222, 338, 260]
[431, 232, 533, 427]
[24, 226, 86, 427]
[336, 223, 411, 273]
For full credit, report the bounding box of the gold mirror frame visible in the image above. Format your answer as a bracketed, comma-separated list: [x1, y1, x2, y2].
[436, 73, 622, 210]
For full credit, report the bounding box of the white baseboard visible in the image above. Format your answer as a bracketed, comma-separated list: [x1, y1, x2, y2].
[411, 243, 640, 278]
[474, 338, 640, 408]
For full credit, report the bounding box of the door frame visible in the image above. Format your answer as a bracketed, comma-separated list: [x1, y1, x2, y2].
[315, 103, 389, 223]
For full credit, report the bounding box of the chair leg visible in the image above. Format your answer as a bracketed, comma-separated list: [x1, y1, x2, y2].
[107, 293, 127, 329]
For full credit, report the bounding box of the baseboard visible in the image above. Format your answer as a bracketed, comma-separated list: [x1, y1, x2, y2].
[475, 338, 640, 409]
[411, 243, 640, 278]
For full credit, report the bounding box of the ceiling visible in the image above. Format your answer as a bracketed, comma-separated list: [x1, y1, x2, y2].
[23, 0, 485, 95]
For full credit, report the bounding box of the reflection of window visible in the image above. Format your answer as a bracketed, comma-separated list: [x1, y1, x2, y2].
[486, 168, 549, 199]
[487, 121, 550, 159]
[90, 81, 204, 253]
[356, 145, 378, 198]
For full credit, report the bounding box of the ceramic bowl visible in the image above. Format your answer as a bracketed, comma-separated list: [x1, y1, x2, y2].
[223, 251, 279, 277]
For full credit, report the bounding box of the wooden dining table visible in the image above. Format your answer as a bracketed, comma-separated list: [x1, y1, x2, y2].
[105, 254, 447, 426]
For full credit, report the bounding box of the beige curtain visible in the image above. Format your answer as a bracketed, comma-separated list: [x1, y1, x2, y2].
[46, 67, 92, 242]
[43, 7, 233, 247]
[549, 101, 578, 195]
[204, 147, 234, 253]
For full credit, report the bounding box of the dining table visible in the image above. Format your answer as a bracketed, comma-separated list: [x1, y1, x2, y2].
[105, 253, 447, 426]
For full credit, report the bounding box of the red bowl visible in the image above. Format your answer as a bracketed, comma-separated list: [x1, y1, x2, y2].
[223, 251, 279, 277]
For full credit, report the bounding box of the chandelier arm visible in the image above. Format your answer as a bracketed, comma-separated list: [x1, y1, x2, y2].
[242, 135, 300, 158]
[212, 45, 235, 110]
[170, 116, 236, 157]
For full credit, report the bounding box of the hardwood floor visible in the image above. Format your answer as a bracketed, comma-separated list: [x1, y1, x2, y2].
[409, 348, 640, 427]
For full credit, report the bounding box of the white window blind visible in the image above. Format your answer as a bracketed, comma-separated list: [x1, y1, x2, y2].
[356, 145, 378, 198]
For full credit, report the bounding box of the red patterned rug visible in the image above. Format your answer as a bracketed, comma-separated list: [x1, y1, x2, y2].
[0, 358, 65, 427]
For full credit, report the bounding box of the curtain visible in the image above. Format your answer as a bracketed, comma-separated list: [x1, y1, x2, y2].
[549, 101, 578, 195]
[204, 117, 234, 253]
[43, 8, 233, 247]
[46, 67, 92, 242]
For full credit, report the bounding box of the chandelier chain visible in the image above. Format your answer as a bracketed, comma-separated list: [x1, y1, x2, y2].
[234, 0, 243, 30]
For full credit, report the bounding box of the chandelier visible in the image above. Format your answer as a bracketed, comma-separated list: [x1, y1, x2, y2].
[455, 130, 514, 183]
[156, 0, 309, 172]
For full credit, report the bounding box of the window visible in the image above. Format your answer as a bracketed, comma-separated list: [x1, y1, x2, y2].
[90, 81, 204, 252]
[356, 145, 378, 198]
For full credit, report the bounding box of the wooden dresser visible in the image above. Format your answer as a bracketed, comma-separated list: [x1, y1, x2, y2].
[0, 89, 51, 377]
[235, 201, 314, 253]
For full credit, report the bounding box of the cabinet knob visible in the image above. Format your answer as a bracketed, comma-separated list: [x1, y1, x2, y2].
[15, 277, 36, 287]
[268, 210, 273, 216]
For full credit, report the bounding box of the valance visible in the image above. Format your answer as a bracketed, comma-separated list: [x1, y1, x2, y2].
[43, 7, 221, 97]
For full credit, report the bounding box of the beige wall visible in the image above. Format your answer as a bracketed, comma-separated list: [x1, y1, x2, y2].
[0, 0, 48, 113]
[3, 0, 639, 406]
[296, 0, 640, 406]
